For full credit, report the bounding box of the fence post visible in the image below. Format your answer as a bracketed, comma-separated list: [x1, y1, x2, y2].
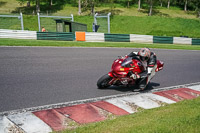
[20, 13, 24, 30]
[37, 13, 41, 31]
[107, 12, 111, 33]
[71, 14, 74, 22]
[94, 13, 98, 25]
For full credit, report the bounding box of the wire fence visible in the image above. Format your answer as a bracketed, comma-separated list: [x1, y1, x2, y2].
[0, 13, 111, 33]
[37, 13, 74, 32]
[94, 13, 111, 33]
[0, 13, 24, 30]
[0, 17, 21, 30]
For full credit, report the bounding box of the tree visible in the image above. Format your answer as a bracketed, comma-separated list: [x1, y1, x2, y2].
[191, 0, 200, 17]
[17, 0, 40, 12]
[27, 1, 31, 7]
[49, 0, 53, 6]
[159, 0, 163, 7]
[78, 0, 81, 15]
[127, 0, 130, 8]
[167, 0, 170, 9]
[177, 0, 191, 12]
[149, 0, 153, 16]
[91, 0, 95, 15]
[138, 0, 141, 11]
[147, 0, 160, 16]
[184, 0, 189, 11]
[16, 0, 26, 5]
[36, 0, 40, 13]
[82, 0, 99, 15]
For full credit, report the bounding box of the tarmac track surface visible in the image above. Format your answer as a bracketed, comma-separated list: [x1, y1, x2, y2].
[0, 47, 200, 112]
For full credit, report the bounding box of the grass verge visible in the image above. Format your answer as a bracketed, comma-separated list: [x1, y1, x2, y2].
[0, 38, 200, 50]
[59, 97, 200, 133]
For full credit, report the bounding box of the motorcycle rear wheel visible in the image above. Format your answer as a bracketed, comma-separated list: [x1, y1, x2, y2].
[97, 74, 113, 89]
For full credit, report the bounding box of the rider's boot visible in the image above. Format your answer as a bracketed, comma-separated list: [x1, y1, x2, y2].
[138, 77, 148, 90]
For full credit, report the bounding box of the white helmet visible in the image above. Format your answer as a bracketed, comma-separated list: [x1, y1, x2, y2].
[138, 48, 150, 61]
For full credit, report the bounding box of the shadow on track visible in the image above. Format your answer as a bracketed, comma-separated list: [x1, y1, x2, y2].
[98, 82, 160, 92]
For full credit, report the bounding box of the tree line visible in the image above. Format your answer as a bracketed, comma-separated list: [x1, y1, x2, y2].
[17, 0, 200, 17]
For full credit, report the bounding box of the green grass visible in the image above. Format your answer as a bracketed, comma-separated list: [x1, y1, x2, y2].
[59, 97, 200, 133]
[0, 17, 22, 30]
[0, 38, 200, 50]
[23, 15, 38, 31]
[0, 0, 21, 14]
[110, 16, 200, 38]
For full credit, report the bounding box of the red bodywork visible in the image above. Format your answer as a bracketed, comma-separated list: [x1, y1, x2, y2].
[155, 60, 164, 72]
[107, 56, 164, 86]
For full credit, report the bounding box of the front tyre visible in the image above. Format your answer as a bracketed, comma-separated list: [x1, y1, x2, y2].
[97, 74, 113, 89]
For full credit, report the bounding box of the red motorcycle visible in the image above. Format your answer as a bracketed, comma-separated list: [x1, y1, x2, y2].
[97, 56, 164, 89]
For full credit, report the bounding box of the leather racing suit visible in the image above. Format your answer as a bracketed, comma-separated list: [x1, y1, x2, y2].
[128, 51, 157, 90]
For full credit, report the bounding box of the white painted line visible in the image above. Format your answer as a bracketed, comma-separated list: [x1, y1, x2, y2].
[123, 93, 176, 109]
[106, 98, 134, 113]
[0, 116, 23, 133]
[106, 93, 176, 112]
[7, 112, 52, 133]
[121, 94, 161, 109]
[187, 85, 200, 92]
[150, 82, 200, 93]
[1, 82, 200, 116]
[0, 116, 4, 133]
[144, 93, 176, 104]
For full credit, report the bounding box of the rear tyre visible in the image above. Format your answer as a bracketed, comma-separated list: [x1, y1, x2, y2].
[97, 74, 113, 89]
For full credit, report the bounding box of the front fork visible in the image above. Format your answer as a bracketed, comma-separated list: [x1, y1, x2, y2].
[108, 72, 114, 77]
[107, 72, 133, 86]
[108, 72, 117, 85]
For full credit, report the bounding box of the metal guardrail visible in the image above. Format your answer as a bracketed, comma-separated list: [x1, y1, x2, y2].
[0, 13, 24, 30]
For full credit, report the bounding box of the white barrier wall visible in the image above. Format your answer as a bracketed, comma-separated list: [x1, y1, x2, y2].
[0, 29, 37, 40]
[130, 34, 153, 44]
[85, 32, 105, 42]
[173, 37, 192, 45]
[0, 30, 195, 45]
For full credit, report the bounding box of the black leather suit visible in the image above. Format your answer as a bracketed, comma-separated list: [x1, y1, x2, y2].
[128, 51, 157, 89]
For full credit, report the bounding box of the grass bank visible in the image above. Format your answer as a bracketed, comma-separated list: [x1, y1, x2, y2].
[1, 15, 200, 38]
[0, 38, 200, 50]
[110, 16, 200, 38]
[60, 97, 200, 133]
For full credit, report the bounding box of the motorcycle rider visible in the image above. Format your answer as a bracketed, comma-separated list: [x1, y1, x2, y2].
[128, 48, 157, 90]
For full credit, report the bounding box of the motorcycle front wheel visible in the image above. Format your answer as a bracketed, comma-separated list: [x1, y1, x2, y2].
[97, 74, 113, 89]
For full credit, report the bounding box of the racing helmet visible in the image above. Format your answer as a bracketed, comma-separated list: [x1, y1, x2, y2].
[138, 48, 151, 61]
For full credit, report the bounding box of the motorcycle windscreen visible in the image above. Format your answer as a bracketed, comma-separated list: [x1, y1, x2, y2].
[121, 57, 133, 67]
